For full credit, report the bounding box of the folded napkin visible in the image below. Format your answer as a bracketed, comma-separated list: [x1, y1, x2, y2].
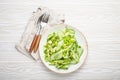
[15, 6, 65, 60]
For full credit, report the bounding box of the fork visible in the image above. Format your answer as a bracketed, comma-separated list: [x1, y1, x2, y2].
[29, 13, 50, 53]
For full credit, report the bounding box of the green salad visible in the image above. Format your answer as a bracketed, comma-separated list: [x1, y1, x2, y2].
[44, 27, 84, 70]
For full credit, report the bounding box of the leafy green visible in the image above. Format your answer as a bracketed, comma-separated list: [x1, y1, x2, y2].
[44, 27, 84, 70]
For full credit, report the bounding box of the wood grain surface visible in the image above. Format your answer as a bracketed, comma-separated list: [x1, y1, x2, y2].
[0, 0, 120, 80]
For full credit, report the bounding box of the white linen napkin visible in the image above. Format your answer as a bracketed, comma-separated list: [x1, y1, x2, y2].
[15, 6, 65, 60]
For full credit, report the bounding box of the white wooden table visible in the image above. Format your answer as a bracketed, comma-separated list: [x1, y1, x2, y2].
[0, 0, 120, 80]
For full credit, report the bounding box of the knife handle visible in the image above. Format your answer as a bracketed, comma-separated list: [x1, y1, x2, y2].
[34, 35, 42, 53]
[29, 35, 37, 53]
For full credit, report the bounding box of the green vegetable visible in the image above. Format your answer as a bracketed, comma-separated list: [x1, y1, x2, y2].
[44, 27, 84, 70]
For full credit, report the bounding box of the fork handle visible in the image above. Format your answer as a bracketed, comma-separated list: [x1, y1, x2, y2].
[34, 35, 42, 53]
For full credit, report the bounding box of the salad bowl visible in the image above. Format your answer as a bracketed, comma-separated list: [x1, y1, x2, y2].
[39, 24, 88, 74]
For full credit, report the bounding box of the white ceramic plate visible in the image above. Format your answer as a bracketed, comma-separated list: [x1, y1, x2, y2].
[39, 24, 88, 74]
